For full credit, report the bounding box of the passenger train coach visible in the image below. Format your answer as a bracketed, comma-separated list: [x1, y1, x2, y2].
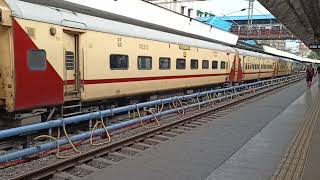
[0, 0, 295, 123]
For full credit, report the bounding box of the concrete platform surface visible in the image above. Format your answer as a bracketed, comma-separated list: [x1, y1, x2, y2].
[206, 84, 319, 180]
[84, 80, 317, 180]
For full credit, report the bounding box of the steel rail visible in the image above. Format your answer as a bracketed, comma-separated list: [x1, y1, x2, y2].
[0, 75, 301, 163]
[9, 75, 303, 180]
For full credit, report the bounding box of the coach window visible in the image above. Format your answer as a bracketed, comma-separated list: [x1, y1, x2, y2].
[202, 60, 209, 69]
[191, 59, 199, 69]
[212, 61, 218, 69]
[159, 57, 171, 70]
[176, 58, 186, 69]
[221, 61, 226, 69]
[138, 56, 152, 70]
[27, 49, 47, 71]
[110, 54, 129, 70]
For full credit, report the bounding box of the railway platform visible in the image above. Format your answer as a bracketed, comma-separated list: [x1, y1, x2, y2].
[81, 79, 320, 180]
[79, 81, 320, 180]
[30, 81, 308, 180]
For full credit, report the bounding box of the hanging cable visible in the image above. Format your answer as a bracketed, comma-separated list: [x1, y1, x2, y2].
[140, 109, 161, 128]
[90, 112, 111, 146]
[171, 98, 185, 115]
[61, 121, 81, 155]
[206, 92, 215, 106]
[34, 122, 81, 159]
[168, 98, 184, 115]
[196, 93, 201, 110]
[134, 104, 159, 128]
[157, 100, 164, 113]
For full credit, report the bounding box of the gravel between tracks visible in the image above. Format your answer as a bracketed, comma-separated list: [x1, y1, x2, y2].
[0, 82, 293, 179]
[0, 106, 204, 179]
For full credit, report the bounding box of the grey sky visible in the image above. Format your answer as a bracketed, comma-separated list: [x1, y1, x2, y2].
[192, 0, 270, 16]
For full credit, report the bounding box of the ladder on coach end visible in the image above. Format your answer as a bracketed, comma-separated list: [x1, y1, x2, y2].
[61, 100, 82, 117]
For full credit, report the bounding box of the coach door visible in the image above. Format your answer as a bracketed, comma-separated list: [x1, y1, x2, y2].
[229, 55, 235, 82]
[63, 31, 81, 100]
[273, 62, 278, 77]
[258, 58, 261, 79]
[233, 55, 239, 82]
[237, 56, 244, 82]
[229, 54, 243, 83]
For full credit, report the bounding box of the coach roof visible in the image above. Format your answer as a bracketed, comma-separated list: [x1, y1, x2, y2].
[5, 0, 287, 61]
[6, 0, 238, 45]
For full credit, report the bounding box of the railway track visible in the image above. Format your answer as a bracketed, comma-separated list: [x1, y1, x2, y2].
[4, 75, 304, 180]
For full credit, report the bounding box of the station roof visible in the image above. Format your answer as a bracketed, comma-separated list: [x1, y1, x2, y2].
[257, 0, 320, 54]
[219, 14, 276, 21]
[263, 45, 320, 64]
[10, 0, 239, 45]
[15, 0, 238, 45]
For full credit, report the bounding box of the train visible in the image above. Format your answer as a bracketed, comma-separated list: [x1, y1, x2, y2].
[0, 0, 303, 126]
